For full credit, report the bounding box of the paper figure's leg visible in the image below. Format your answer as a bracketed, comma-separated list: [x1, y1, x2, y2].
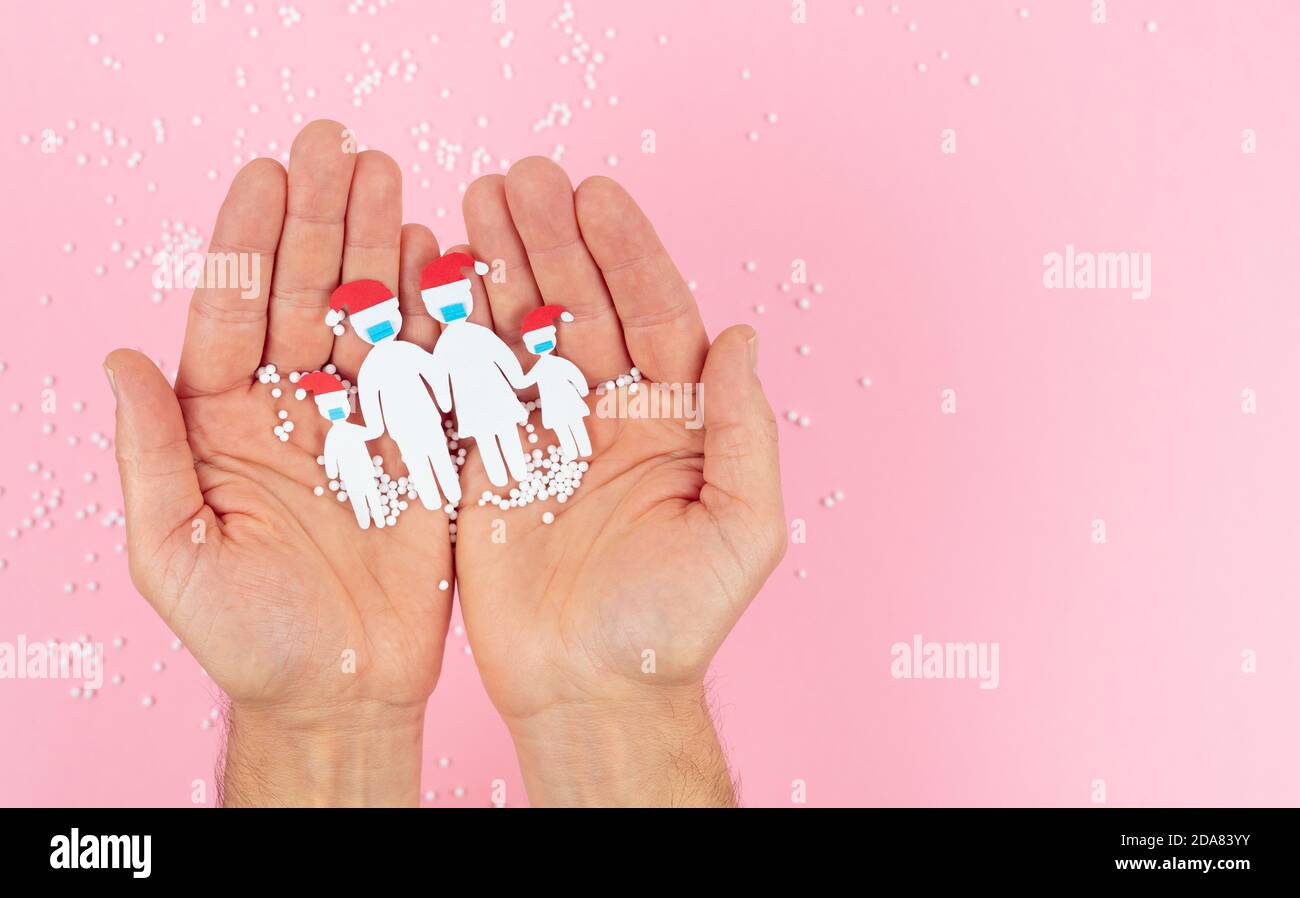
[498, 428, 529, 482]
[403, 450, 443, 510]
[347, 489, 372, 530]
[479, 438, 508, 487]
[556, 424, 579, 463]
[430, 448, 462, 505]
[366, 488, 386, 528]
[572, 419, 592, 458]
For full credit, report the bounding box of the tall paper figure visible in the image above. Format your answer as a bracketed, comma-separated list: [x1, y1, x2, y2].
[420, 254, 530, 487]
[327, 279, 462, 509]
[518, 305, 592, 462]
[300, 371, 386, 530]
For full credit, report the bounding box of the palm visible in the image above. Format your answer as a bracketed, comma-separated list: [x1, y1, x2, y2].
[451, 159, 785, 725]
[457, 404, 752, 718]
[111, 121, 458, 717]
[163, 385, 451, 708]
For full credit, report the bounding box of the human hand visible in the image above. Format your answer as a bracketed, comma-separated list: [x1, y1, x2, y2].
[452, 159, 787, 806]
[106, 120, 452, 806]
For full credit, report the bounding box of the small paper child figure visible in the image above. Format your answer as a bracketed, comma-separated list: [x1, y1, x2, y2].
[327, 279, 462, 509]
[420, 254, 531, 487]
[300, 371, 386, 530]
[518, 305, 591, 462]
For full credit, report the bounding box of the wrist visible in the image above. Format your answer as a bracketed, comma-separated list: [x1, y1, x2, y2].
[221, 699, 426, 807]
[506, 685, 735, 807]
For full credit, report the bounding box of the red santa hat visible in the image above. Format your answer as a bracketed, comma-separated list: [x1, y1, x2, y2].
[521, 304, 574, 343]
[420, 252, 490, 303]
[326, 279, 397, 328]
[298, 371, 345, 396]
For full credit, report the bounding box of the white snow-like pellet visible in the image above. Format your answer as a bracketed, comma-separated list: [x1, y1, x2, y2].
[542, 512, 555, 524]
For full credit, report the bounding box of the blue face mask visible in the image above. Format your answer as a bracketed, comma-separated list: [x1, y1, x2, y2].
[366, 320, 396, 342]
[328, 407, 346, 421]
[440, 302, 468, 322]
[532, 340, 555, 353]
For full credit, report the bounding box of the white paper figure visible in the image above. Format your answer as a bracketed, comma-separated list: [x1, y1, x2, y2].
[420, 253, 530, 487]
[327, 279, 462, 509]
[300, 371, 386, 530]
[517, 305, 591, 462]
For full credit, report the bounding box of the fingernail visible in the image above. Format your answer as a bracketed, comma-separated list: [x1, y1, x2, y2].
[747, 332, 759, 370]
[103, 364, 118, 400]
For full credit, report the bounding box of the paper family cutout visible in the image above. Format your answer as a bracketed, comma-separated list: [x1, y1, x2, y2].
[306, 254, 594, 529]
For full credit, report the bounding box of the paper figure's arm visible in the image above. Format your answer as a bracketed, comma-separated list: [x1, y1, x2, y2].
[492, 339, 530, 390]
[357, 376, 386, 440]
[515, 361, 539, 389]
[421, 350, 453, 412]
[322, 434, 341, 480]
[566, 361, 590, 398]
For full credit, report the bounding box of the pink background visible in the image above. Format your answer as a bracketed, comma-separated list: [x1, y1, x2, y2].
[2, 0, 1298, 807]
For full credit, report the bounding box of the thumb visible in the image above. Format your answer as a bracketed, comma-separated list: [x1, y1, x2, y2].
[105, 349, 209, 594]
[699, 325, 786, 563]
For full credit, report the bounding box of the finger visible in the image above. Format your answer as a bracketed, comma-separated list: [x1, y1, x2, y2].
[175, 158, 286, 398]
[575, 175, 709, 386]
[331, 150, 403, 381]
[464, 174, 541, 351]
[442, 243, 495, 330]
[504, 157, 632, 382]
[699, 326, 784, 547]
[105, 349, 213, 600]
[264, 119, 358, 372]
[396, 223, 442, 352]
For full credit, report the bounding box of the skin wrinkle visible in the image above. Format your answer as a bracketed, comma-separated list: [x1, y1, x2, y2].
[520, 232, 584, 257]
[591, 246, 663, 277]
[267, 284, 334, 310]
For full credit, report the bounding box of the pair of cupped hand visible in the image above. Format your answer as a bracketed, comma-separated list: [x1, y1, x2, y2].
[106, 120, 787, 806]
